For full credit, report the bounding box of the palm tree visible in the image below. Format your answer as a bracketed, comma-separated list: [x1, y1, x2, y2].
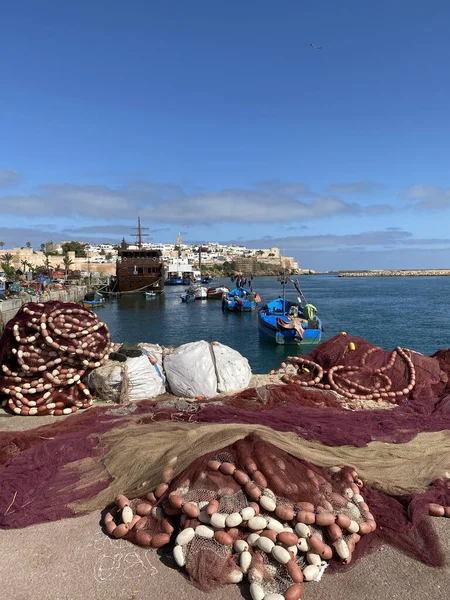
[0, 241, 4, 250]
[26, 241, 32, 249]
[21, 259, 29, 273]
[63, 254, 73, 279]
[2, 252, 14, 266]
[39, 243, 45, 253]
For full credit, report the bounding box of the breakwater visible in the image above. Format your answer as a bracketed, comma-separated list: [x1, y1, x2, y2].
[0, 285, 88, 334]
[338, 270, 450, 277]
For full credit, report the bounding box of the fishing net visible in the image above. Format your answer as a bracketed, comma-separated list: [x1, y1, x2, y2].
[280, 334, 448, 415]
[1, 334, 450, 597]
[0, 301, 112, 415]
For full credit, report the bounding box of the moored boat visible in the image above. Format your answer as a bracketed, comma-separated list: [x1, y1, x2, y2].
[221, 287, 258, 312]
[144, 290, 157, 298]
[82, 291, 105, 309]
[207, 286, 229, 299]
[187, 285, 208, 299]
[258, 277, 323, 346]
[180, 291, 195, 303]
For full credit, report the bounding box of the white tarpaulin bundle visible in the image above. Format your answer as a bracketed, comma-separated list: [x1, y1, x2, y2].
[90, 341, 252, 402]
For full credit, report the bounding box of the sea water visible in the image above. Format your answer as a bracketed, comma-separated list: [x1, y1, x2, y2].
[97, 275, 450, 373]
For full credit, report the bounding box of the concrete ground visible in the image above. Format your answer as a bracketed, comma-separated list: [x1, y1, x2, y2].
[1, 511, 449, 600]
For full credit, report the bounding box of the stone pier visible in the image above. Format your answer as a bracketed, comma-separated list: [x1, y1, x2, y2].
[0, 285, 88, 333]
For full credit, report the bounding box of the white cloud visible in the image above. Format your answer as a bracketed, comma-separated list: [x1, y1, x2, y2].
[327, 181, 382, 195]
[404, 185, 450, 209]
[0, 169, 19, 188]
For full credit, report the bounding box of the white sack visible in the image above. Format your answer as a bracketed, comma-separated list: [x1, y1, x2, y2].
[164, 340, 217, 398]
[212, 342, 252, 393]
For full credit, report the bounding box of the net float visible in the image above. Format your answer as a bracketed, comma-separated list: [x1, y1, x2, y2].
[241, 506, 256, 521]
[249, 502, 260, 515]
[277, 531, 298, 547]
[112, 523, 129, 538]
[168, 494, 184, 510]
[234, 469, 250, 485]
[210, 513, 228, 528]
[249, 583, 265, 600]
[252, 471, 268, 488]
[195, 525, 214, 539]
[248, 516, 268, 531]
[115, 495, 130, 509]
[240, 551, 252, 573]
[220, 462, 236, 476]
[247, 533, 261, 546]
[287, 560, 304, 583]
[233, 540, 249, 553]
[205, 499, 220, 516]
[260, 496, 276, 512]
[266, 517, 284, 533]
[227, 570, 243, 583]
[134, 530, 153, 546]
[327, 523, 343, 542]
[335, 514, 351, 529]
[173, 545, 186, 567]
[296, 501, 315, 513]
[121, 506, 133, 525]
[315, 512, 335, 527]
[302, 564, 320, 581]
[333, 539, 350, 560]
[260, 529, 278, 543]
[296, 511, 315, 525]
[306, 551, 322, 566]
[226, 512, 243, 528]
[257, 536, 275, 553]
[175, 527, 195, 546]
[275, 504, 294, 521]
[271, 545, 291, 564]
[154, 483, 169, 498]
[214, 531, 234, 546]
[295, 523, 312, 538]
[182, 503, 200, 518]
[245, 482, 262, 500]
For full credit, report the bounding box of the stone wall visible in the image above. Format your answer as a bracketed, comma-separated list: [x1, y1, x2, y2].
[0, 285, 88, 333]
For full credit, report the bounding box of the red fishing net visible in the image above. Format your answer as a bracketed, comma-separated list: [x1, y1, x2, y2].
[1, 331, 450, 599]
[0, 301, 112, 415]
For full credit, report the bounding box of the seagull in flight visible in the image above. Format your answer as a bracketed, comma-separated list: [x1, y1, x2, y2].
[310, 43, 322, 49]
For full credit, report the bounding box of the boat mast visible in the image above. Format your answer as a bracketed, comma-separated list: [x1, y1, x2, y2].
[131, 217, 149, 249]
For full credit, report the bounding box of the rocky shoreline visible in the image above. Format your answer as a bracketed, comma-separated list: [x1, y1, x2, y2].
[338, 270, 450, 277]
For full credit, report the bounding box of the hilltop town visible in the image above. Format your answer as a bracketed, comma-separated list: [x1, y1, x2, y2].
[0, 234, 307, 283]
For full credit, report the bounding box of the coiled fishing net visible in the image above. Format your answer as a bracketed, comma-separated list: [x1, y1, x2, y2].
[0, 301, 112, 415]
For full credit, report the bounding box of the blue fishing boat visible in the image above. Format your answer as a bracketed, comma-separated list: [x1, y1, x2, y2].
[221, 287, 258, 312]
[258, 277, 323, 346]
[82, 291, 105, 309]
[180, 291, 195, 303]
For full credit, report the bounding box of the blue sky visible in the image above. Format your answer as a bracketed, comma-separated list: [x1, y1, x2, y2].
[1, 0, 450, 270]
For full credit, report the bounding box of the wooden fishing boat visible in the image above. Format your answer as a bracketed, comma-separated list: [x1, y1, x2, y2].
[180, 291, 195, 303]
[258, 277, 323, 346]
[221, 287, 258, 312]
[82, 291, 105, 309]
[207, 286, 229, 299]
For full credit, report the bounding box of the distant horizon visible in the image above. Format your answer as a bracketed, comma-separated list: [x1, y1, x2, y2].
[1, 2, 450, 271]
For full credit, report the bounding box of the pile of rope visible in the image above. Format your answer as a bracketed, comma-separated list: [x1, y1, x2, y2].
[0, 301, 111, 415]
[102, 435, 378, 600]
